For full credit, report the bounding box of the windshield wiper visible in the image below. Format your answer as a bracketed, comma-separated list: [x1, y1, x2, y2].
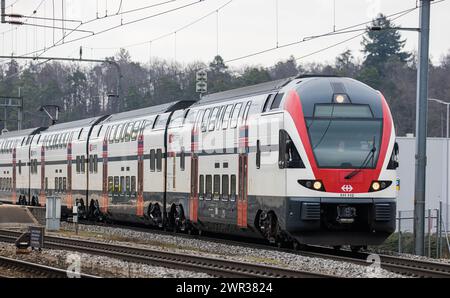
[345, 137, 377, 180]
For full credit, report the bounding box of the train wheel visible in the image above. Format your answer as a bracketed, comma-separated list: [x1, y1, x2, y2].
[258, 211, 278, 244]
[170, 204, 186, 233]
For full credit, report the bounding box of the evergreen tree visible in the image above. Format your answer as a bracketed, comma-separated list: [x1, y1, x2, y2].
[362, 13, 411, 68]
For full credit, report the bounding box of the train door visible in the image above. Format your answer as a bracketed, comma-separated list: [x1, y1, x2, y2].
[189, 155, 198, 223]
[237, 154, 248, 228]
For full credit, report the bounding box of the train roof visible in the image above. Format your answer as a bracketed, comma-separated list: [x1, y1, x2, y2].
[44, 116, 106, 133]
[102, 100, 195, 123]
[192, 78, 293, 107]
[0, 127, 45, 139]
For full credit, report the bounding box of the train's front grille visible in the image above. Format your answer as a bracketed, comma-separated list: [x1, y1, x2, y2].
[374, 203, 392, 221]
[301, 202, 320, 220]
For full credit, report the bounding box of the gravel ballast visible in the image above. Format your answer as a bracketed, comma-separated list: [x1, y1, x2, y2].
[0, 241, 211, 278]
[41, 222, 405, 278]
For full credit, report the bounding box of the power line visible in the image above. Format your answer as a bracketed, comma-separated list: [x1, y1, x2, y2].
[295, 3, 424, 62]
[1, 0, 206, 63]
[89, 0, 232, 51]
[295, 32, 365, 61]
[224, 3, 426, 63]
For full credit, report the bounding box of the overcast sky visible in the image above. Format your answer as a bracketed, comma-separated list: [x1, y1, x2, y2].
[1, 0, 449, 69]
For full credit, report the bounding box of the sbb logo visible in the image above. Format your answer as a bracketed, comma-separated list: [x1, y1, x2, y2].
[341, 185, 353, 192]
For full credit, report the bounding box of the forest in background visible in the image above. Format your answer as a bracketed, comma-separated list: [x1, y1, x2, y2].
[1, 14, 450, 137]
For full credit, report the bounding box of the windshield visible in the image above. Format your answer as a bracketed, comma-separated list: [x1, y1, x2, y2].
[306, 119, 382, 168]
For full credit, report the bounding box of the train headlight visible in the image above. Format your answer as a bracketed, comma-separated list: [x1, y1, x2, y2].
[298, 180, 326, 192]
[333, 93, 349, 103]
[369, 181, 392, 192]
[371, 182, 381, 191]
[313, 181, 322, 190]
[335, 94, 345, 103]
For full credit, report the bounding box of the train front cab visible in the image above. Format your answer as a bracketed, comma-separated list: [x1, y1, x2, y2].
[280, 78, 398, 247]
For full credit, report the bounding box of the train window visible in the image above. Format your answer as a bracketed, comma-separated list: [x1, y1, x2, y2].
[270, 93, 284, 110]
[109, 125, 117, 144]
[262, 94, 273, 112]
[115, 124, 124, 143]
[199, 175, 204, 200]
[150, 149, 156, 172]
[230, 103, 242, 128]
[45, 178, 48, 191]
[55, 177, 58, 192]
[80, 155, 86, 173]
[243, 101, 252, 122]
[230, 175, 237, 201]
[205, 175, 212, 200]
[256, 140, 261, 169]
[61, 133, 66, 147]
[126, 176, 131, 193]
[180, 147, 185, 171]
[76, 156, 81, 173]
[94, 155, 98, 173]
[139, 120, 147, 135]
[59, 177, 63, 193]
[108, 177, 114, 193]
[123, 123, 132, 142]
[213, 175, 220, 200]
[195, 110, 204, 129]
[46, 135, 52, 149]
[59, 134, 64, 148]
[215, 106, 225, 130]
[221, 105, 233, 130]
[208, 107, 220, 131]
[63, 178, 67, 191]
[89, 155, 94, 173]
[156, 149, 162, 172]
[184, 109, 197, 125]
[78, 128, 83, 140]
[131, 121, 141, 141]
[120, 176, 125, 194]
[114, 176, 120, 193]
[97, 125, 104, 137]
[222, 175, 229, 201]
[201, 109, 211, 132]
[36, 135, 41, 145]
[279, 130, 304, 169]
[18, 160, 22, 175]
[121, 123, 129, 142]
[169, 110, 185, 128]
[131, 176, 136, 193]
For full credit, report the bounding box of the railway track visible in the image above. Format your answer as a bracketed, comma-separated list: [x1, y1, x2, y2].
[61, 222, 450, 278]
[2, 226, 449, 278]
[0, 229, 331, 278]
[0, 255, 99, 278]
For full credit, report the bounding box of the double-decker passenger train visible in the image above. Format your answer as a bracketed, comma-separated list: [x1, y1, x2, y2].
[0, 75, 399, 250]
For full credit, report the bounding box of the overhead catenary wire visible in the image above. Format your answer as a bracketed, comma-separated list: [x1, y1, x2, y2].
[1, 0, 206, 63]
[295, 4, 421, 61]
[0, 0, 188, 57]
[89, 0, 233, 51]
[223, 1, 437, 64]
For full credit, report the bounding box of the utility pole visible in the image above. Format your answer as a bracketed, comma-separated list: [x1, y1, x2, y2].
[414, 0, 432, 256]
[1, 0, 5, 23]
